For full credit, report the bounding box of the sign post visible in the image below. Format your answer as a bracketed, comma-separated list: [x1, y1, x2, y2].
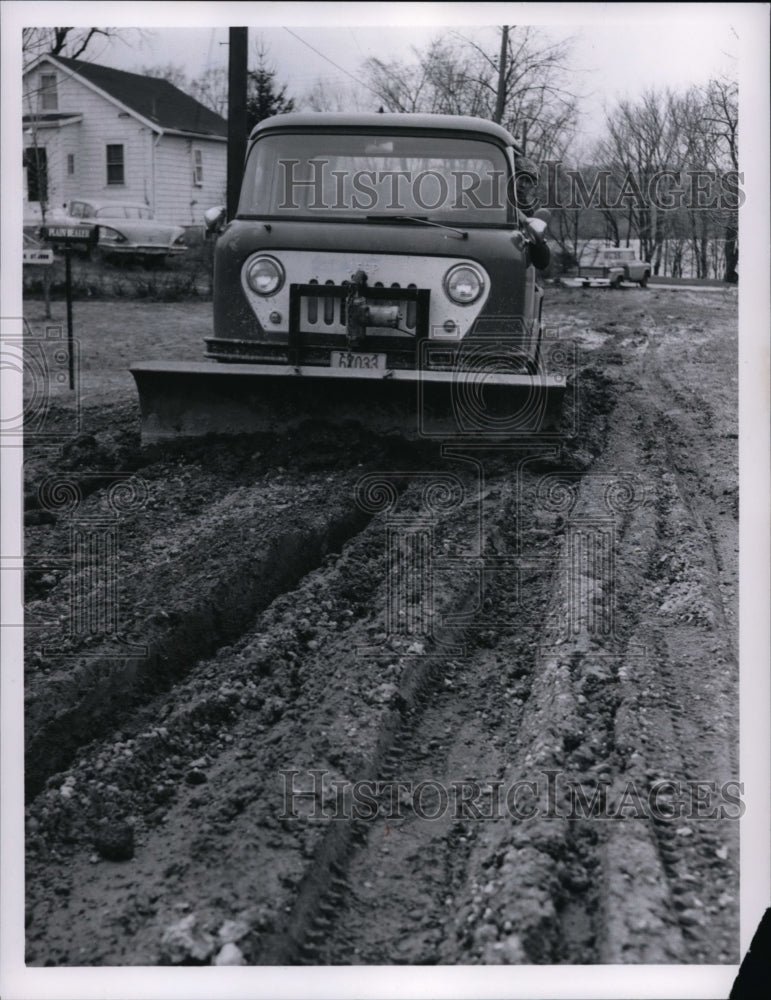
[40, 225, 98, 391]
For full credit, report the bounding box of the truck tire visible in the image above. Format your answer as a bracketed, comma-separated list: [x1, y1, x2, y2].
[639, 272, 649, 288]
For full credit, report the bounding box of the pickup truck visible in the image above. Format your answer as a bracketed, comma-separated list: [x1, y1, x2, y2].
[131, 111, 566, 442]
[576, 247, 651, 288]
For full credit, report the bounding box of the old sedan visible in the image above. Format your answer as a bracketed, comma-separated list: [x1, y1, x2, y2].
[58, 199, 188, 264]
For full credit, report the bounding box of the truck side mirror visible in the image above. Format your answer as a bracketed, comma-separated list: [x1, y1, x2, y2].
[526, 217, 549, 244]
[203, 206, 226, 236]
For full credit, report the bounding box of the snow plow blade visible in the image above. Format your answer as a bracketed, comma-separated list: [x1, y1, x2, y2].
[130, 361, 566, 444]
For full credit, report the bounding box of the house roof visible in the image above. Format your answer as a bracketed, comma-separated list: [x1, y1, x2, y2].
[47, 56, 227, 139]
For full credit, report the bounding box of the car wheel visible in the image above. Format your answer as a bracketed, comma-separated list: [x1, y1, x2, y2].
[639, 272, 649, 288]
[612, 275, 623, 289]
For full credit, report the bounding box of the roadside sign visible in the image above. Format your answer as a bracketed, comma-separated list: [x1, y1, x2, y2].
[40, 225, 98, 245]
[37, 226, 96, 391]
[23, 248, 54, 265]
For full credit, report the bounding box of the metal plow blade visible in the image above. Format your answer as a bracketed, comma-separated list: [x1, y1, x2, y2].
[130, 361, 566, 444]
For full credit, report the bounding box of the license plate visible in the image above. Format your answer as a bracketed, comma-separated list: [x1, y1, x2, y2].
[330, 351, 387, 370]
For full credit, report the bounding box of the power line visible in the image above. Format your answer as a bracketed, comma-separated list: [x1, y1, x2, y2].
[282, 27, 381, 100]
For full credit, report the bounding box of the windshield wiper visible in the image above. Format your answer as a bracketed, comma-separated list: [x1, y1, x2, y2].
[366, 214, 467, 240]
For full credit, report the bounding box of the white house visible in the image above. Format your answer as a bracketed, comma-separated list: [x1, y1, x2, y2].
[23, 55, 227, 226]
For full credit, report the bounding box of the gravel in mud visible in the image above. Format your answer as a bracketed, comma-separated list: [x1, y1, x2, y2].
[21, 286, 739, 966]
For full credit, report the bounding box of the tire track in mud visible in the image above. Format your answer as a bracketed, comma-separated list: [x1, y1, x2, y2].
[24, 446, 587, 965]
[246, 444, 661, 966]
[262, 348, 739, 966]
[268, 469, 564, 966]
[609, 359, 739, 964]
[293, 443, 667, 966]
[23, 463, 514, 963]
[23, 308, 739, 966]
[23, 426, 421, 797]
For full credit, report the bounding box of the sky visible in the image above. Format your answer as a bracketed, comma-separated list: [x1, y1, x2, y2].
[12, 3, 741, 148]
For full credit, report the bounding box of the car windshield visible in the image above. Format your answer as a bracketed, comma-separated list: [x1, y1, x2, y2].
[238, 132, 513, 224]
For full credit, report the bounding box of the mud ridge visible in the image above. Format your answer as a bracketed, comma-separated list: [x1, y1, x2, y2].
[25, 502, 373, 797]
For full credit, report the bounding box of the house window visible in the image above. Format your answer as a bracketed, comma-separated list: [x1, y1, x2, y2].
[67, 153, 75, 175]
[106, 144, 125, 185]
[39, 73, 58, 111]
[192, 148, 204, 186]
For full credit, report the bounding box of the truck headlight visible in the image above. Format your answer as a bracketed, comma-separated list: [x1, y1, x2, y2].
[245, 255, 284, 296]
[444, 264, 484, 304]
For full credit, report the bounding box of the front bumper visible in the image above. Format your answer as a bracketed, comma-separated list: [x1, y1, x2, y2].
[130, 359, 566, 442]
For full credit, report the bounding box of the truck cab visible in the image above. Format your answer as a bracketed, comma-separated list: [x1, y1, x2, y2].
[206, 112, 551, 375]
[132, 113, 564, 443]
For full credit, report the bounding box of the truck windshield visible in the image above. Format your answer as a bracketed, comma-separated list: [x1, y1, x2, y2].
[238, 132, 512, 224]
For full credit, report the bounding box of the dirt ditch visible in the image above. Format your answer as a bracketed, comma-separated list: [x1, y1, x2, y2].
[21, 286, 739, 966]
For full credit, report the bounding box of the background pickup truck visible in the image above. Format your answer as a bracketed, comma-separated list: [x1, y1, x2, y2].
[577, 247, 651, 288]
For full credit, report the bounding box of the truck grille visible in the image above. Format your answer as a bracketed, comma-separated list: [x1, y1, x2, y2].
[303, 279, 419, 333]
[287, 282, 431, 366]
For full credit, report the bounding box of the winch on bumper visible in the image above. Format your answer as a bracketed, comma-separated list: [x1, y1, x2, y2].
[205, 268, 432, 368]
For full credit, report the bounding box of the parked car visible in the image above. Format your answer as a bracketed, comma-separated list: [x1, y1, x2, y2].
[577, 246, 651, 288]
[47, 199, 188, 264]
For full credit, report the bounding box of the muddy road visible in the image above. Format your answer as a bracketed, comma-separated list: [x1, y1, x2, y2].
[22, 285, 739, 966]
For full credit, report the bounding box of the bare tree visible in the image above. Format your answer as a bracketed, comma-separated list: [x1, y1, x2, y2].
[189, 36, 296, 125]
[190, 65, 229, 118]
[22, 26, 149, 68]
[363, 27, 580, 162]
[303, 78, 361, 112]
[363, 41, 448, 114]
[548, 161, 613, 272]
[596, 88, 697, 272]
[461, 26, 580, 161]
[597, 79, 738, 280]
[701, 76, 739, 281]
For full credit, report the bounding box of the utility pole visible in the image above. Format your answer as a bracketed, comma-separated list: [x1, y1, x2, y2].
[493, 25, 509, 125]
[227, 27, 248, 220]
